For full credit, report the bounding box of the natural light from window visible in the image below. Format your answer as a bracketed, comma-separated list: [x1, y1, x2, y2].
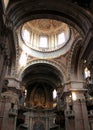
[58, 32, 65, 45]
[39, 37, 48, 48]
[53, 89, 57, 99]
[21, 19, 70, 53]
[23, 29, 30, 43]
[72, 92, 77, 101]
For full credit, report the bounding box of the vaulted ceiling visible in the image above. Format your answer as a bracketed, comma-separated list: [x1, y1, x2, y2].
[1, 0, 93, 100]
[22, 63, 62, 88]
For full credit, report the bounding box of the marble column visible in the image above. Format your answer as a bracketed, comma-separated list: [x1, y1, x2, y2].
[64, 93, 75, 130]
[0, 76, 20, 130]
[72, 91, 90, 130]
[0, 94, 18, 130]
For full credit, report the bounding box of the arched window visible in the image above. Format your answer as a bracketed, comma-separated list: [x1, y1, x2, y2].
[58, 32, 65, 45]
[39, 36, 48, 48]
[53, 89, 57, 99]
[22, 29, 30, 43]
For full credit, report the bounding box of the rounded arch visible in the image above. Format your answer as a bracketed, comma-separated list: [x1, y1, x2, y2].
[67, 35, 83, 80]
[18, 59, 68, 83]
[7, 0, 93, 36]
[70, 35, 93, 81]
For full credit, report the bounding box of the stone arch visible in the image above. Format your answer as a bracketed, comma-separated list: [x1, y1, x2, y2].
[7, 0, 93, 36]
[18, 59, 68, 83]
[11, 0, 93, 83]
[67, 35, 83, 80]
[68, 30, 93, 81]
[5, 0, 93, 84]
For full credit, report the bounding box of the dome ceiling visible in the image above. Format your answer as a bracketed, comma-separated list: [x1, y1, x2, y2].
[22, 19, 69, 35]
[18, 18, 72, 58]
